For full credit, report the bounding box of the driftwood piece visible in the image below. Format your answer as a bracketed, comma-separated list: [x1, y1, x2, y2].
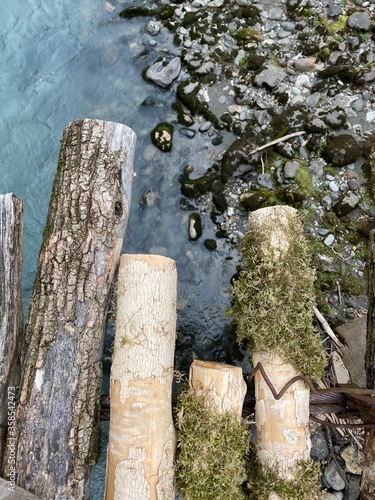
[336, 316, 367, 388]
[14, 119, 136, 499]
[0, 194, 24, 470]
[105, 254, 177, 500]
[361, 228, 375, 499]
[189, 360, 246, 422]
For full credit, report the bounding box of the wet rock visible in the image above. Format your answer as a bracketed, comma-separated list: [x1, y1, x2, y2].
[240, 191, 269, 211]
[180, 171, 220, 198]
[204, 239, 217, 250]
[362, 131, 375, 158]
[332, 191, 360, 217]
[323, 460, 346, 491]
[119, 6, 157, 18]
[348, 11, 371, 31]
[311, 426, 329, 461]
[145, 20, 161, 35]
[237, 28, 264, 42]
[324, 134, 362, 167]
[306, 117, 327, 134]
[247, 54, 266, 70]
[199, 121, 212, 133]
[254, 65, 288, 89]
[151, 122, 174, 152]
[284, 161, 299, 179]
[179, 127, 196, 139]
[212, 193, 228, 213]
[146, 57, 181, 88]
[188, 213, 203, 241]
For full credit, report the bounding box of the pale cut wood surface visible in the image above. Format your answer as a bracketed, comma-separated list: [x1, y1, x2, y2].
[336, 316, 367, 388]
[189, 360, 246, 421]
[0, 194, 24, 470]
[14, 119, 135, 499]
[105, 254, 177, 500]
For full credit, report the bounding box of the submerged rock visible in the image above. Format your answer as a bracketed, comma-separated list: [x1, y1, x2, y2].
[150, 122, 174, 152]
[188, 213, 203, 241]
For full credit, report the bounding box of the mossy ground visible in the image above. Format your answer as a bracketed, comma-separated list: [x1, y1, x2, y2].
[175, 389, 250, 500]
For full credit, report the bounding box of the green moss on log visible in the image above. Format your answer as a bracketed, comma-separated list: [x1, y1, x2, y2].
[175, 389, 250, 500]
[228, 210, 326, 381]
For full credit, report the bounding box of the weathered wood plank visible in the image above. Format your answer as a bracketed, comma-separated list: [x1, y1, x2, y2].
[0, 194, 24, 470]
[0, 478, 38, 499]
[336, 315, 367, 388]
[14, 119, 136, 499]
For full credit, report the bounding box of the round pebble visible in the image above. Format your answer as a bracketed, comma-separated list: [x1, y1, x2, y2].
[179, 127, 196, 139]
[329, 181, 339, 192]
[324, 234, 335, 246]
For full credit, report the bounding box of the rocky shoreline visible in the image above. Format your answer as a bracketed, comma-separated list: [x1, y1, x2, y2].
[118, 0, 375, 497]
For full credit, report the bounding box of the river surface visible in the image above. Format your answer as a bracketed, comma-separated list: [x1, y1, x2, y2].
[0, 1, 244, 496]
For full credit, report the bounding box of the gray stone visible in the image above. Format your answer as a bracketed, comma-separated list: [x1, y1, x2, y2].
[218, 95, 228, 104]
[294, 57, 316, 72]
[179, 127, 196, 139]
[257, 172, 274, 189]
[236, 0, 250, 5]
[284, 161, 299, 179]
[329, 181, 339, 192]
[332, 191, 360, 217]
[323, 460, 346, 490]
[268, 7, 283, 20]
[277, 30, 290, 38]
[146, 57, 181, 88]
[306, 93, 321, 108]
[195, 61, 215, 75]
[310, 158, 326, 182]
[254, 65, 287, 88]
[324, 234, 335, 246]
[311, 426, 330, 460]
[280, 21, 295, 31]
[199, 121, 212, 133]
[348, 11, 371, 30]
[145, 20, 161, 35]
[346, 474, 361, 500]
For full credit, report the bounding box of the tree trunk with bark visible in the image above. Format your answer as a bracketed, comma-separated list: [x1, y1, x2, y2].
[361, 228, 375, 499]
[105, 254, 177, 500]
[14, 119, 135, 499]
[0, 194, 24, 472]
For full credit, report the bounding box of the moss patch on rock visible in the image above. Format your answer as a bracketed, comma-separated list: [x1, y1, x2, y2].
[228, 210, 327, 380]
[175, 389, 250, 500]
[150, 122, 174, 152]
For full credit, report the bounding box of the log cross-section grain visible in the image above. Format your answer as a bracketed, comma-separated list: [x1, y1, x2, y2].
[189, 360, 246, 421]
[0, 194, 24, 471]
[105, 254, 177, 500]
[14, 119, 136, 499]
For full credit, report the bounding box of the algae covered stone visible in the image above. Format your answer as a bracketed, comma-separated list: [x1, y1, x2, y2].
[150, 122, 174, 152]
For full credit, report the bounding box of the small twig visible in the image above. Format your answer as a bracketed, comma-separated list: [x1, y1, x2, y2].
[336, 281, 342, 305]
[314, 307, 343, 347]
[248, 130, 306, 155]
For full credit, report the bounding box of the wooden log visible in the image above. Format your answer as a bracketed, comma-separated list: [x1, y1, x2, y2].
[14, 119, 136, 499]
[361, 228, 375, 499]
[0, 477, 38, 499]
[189, 360, 246, 421]
[0, 194, 24, 471]
[227, 205, 326, 496]
[105, 254, 177, 500]
[249, 207, 312, 486]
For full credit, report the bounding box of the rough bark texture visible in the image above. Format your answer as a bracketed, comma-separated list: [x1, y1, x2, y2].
[361, 229, 375, 499]
[0, 478, 38, 499]
[14, 119, 135, 499]
[0, 194, 24, 471]
[105, 255, 177, 500]
[189, 360, 246, 421]
[250, 207, 311, 489]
